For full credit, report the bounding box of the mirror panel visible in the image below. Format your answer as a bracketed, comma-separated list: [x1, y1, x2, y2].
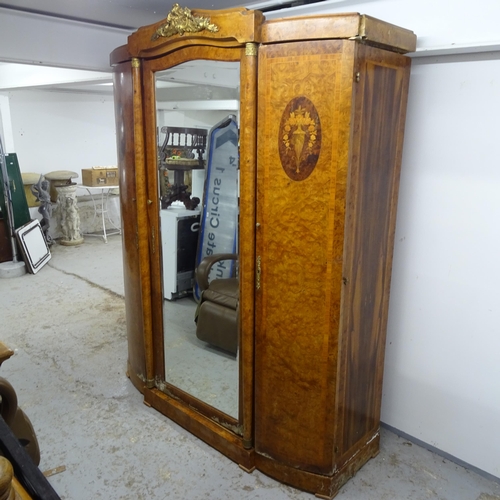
[155, 60, 240, 420]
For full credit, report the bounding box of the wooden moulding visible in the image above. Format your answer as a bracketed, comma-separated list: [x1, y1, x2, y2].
[112, 60, 149, 393]
[159, 382, 239, 433]
[127, 7, 264, 58]
[361, 15, 417, 53]
[109, 44, 132, 66]
[238, 43, 258, 449]
[139, 57, 166, 388]
[144, 388, 255, 471]
[130, 58, 156, 389]
[255, 431, 379, 499]
[261, 13, 416, 54]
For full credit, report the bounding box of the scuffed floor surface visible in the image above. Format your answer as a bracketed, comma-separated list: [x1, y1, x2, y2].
[0, 236, 499, 499]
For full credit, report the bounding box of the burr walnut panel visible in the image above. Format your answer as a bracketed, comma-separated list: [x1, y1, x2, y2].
[255, 40, 353, 474]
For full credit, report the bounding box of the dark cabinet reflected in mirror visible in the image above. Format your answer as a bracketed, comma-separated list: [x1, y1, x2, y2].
[155, 60, 240, 419]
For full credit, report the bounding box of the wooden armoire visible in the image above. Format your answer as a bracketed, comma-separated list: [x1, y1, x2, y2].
[111, 5, 416, 498]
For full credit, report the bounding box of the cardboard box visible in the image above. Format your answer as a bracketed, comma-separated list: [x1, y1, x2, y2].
[81, 167, 119, 187]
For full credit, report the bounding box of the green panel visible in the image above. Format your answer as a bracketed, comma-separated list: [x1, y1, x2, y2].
[0, 153, 30, 229]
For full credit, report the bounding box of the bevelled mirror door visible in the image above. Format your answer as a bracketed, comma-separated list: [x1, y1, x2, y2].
[155, 59, 241, 421]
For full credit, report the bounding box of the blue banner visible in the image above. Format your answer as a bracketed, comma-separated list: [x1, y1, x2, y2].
[194, 115, 239, 301]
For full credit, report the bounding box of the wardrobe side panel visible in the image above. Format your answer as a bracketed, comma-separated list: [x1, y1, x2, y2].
[113, 62, 146, 390]
[338, 45, 412, 454]
[255, 40, 354, 474]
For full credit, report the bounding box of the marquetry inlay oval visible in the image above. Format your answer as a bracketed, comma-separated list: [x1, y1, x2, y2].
[278, 96, 321, 181]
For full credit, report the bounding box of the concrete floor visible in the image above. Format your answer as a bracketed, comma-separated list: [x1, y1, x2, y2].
[1, 236, 499, 500]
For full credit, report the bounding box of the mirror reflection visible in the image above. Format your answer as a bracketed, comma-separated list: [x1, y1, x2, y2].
[156, 60, 240, 419]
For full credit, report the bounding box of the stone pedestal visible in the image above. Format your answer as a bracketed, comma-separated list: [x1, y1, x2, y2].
[55, 184, 84, 246]
[44, 170, 78, 202]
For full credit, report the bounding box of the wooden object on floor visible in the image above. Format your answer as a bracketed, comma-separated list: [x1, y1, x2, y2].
[12, 477, 32, 500]
[0, 456, 32, 500]
[0, 350, 40, 466]
[0, 416, 60, 500]
[0, 455, 16, 500]
[111, 6, 415, 498]
[0, 342, 50, 497]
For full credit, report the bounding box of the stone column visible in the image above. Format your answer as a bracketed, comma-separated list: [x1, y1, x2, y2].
[55, 183, 84, 246]
[45, 170, 84, 246]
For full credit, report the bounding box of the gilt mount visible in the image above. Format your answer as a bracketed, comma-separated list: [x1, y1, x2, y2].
[152, 4, 220, 40]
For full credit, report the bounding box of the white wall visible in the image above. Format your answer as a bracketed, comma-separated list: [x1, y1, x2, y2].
[0, 94, 15, 151]
[3, 89, 117, 181]
[382, 53, 500, 479]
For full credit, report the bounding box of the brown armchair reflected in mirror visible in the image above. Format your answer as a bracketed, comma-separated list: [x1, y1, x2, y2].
[195, 253, 238, 356]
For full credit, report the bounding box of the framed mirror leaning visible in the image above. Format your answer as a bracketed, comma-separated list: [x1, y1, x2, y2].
[154, 59, 241, 421]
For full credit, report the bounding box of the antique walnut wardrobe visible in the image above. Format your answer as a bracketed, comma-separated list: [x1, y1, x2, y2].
[111, 6, 416, 498]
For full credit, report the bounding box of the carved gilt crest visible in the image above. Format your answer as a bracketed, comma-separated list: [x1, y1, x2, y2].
[152, 4, 219, 40]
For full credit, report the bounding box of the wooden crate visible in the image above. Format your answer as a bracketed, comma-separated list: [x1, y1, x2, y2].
[81, 167, 118, 187]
